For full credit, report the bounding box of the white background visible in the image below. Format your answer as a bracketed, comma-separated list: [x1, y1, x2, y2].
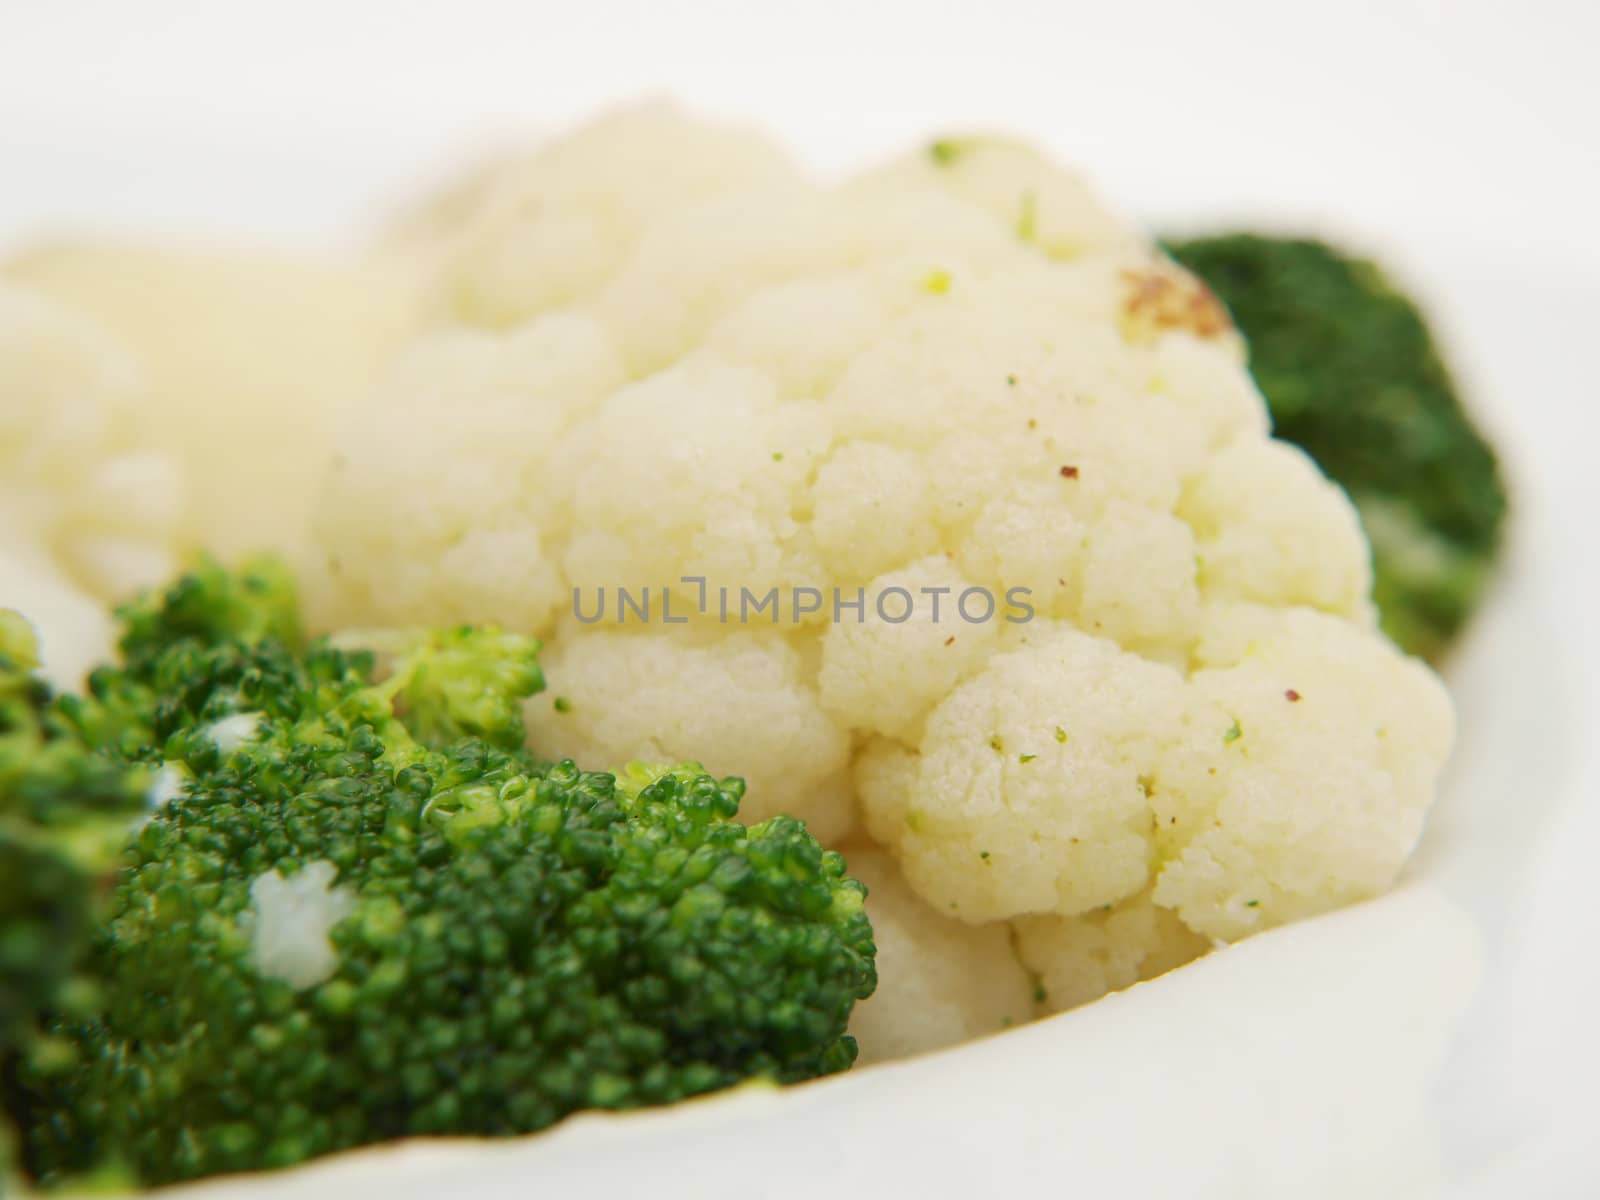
[3, 3, 1598, 1196]
[3, 0, 1598, 260]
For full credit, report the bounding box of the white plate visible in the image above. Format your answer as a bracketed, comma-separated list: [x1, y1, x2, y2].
[3, 4, 1597, 1196]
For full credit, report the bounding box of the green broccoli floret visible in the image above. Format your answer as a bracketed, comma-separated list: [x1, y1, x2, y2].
[14, 561, 875, 1189]
[1, 611, 149, 1191]
[384, 625, 545, 751]
[1166, 234, 1508, 662]
[115, 554, 300, 669]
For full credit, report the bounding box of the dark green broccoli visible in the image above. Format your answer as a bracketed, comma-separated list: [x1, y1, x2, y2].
[12, 561, 875, 1189]
[1, 610, 149, 1191]
[1166, 234, 1508, 662]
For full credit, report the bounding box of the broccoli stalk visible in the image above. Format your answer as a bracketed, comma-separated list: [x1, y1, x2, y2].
[12, 561, 875, 1188]
[1166, 234, 1508, 662]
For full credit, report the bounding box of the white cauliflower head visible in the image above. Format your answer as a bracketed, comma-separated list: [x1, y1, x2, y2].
[309, 106, 1455, 1028]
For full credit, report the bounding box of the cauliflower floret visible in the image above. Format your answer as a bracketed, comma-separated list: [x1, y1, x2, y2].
[863, 135, 1143, 260]
[1076, 500, 1203, 661]
[1180, 438, 1374, 621]
[826, 259, 1220, 518]
[246, 861, 358, 991]
[1014, 890, 1211, 1014]
[399, 101, 804, 329]
[524, 625, 855, 843]
[309, 105, 1456, 1030]
[1149, 605, 1454, 941]
[860, 625, 1188, 923]
[0, 283, 182, 601]
[818, 557, 1003, 744]
[810, 442, 943, 584]
[705, 271, 897, 401]
[309, 315, 625, 632]
[846, 846, 1034, 1064]
[595, 182, 1020, 377]
[0, 538, 116, 691]
[552, 355, 831, 603]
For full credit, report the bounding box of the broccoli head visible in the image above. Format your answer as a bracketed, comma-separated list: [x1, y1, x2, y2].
[16, 561, 875, 1188]
[1, 610, 148, 1049]
[2, 610, 149, 1190]
[115, 553, 300, 670]
[1166, 234, 1508, 662]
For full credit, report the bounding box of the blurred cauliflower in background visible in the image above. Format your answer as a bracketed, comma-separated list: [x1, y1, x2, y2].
[0, 284, 180, 684]
[306, 103, 1455, 1050]
[0, 284, 180, 600]
[5, 240, 424, 560]
[381, 103, 802, 330]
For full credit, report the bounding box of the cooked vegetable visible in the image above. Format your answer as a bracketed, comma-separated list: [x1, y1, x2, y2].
[9, 561, 874, 1188]
[842, 846, 1034, 1065]
[4, 243, 423, 562]
[0, 283, 184, 611]
[0, 610, 147, 1191]
[1165, 234, 1508, 661]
